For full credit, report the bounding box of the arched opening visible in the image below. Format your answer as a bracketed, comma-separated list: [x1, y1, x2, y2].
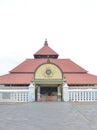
[33, 63, 65, 102]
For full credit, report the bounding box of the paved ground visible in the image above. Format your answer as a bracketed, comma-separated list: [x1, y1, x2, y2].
[0, 102, 97, 130]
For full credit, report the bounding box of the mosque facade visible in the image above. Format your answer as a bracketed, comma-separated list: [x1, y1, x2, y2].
[0, 40, 97, 102]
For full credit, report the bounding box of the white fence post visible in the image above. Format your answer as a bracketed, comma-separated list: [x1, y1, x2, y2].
[63, 83, 69, 102]
[28, 83, 35, 102]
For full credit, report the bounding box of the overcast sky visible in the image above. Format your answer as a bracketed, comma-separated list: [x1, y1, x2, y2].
[0, 0, 97, 75]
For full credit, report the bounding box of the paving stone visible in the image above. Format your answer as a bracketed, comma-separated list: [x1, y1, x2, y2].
[0, 102, 97, 130]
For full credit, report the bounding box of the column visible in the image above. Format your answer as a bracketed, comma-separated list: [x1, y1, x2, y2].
[57, 86, 61, 101]
[37, 86, 41, 101]
[62, 83, 69, 102]
[28, 83, 35, 102]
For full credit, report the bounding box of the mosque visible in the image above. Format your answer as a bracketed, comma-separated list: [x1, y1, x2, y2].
[0, 40, 97, 102]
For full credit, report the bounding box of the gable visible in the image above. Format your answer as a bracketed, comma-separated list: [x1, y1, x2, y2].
[35, 63, 63, 79]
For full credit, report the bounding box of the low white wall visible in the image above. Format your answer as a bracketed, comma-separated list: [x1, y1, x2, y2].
[0, 84, 35, 102]
[0, 90, 29, 102]
[69, 89, 97, 101]
[0, 88, 97, 102]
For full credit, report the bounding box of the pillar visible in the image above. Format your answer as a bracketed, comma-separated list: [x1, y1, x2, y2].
[57, 86, 61, 101]
[63, 83, 69, 102]
[28, 83, 35, 102]
[37, 86, 41, 101]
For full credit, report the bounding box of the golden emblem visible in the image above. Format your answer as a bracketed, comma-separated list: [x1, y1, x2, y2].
[42, 66, 55, 78]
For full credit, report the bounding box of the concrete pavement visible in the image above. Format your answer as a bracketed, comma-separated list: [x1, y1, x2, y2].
[0, 102, 97, 130]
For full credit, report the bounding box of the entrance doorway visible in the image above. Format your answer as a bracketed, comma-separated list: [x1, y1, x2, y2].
[40, 87, 57, 101]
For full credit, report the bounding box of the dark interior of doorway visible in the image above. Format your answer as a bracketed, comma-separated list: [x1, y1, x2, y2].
[40, 87, 57, 101]
[40, 87, 57, 96]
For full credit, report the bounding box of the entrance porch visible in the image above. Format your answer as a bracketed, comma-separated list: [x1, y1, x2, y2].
[36, 86, 62, 102]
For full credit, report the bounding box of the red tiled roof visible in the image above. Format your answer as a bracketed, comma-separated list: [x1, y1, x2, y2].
[51, 59, 87, 73]
[1, 58, 94, 85]
[0, 73, 97, 85]
[0, 74, 34, 84]
[34, 45, 59, 56]
[65, 73, 97, 85]
[0, 41, 97, 85]
[10, 59, 87, 73]
[10, 59, 47, 73]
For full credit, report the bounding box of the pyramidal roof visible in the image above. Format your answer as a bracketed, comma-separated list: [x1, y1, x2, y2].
[34, 39, 59, 58]
[0, 39, 97, 85]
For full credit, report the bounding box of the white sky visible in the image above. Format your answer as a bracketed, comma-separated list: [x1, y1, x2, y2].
[0, 0, 97, 75]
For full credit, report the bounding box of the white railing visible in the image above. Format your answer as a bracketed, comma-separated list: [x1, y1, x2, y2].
[0, 89, 29, 102]
[69, 89, 97, 102]
[1, 88, 97, 102]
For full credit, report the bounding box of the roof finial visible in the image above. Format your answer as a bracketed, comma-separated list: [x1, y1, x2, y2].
[44, 38, 48, 46]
